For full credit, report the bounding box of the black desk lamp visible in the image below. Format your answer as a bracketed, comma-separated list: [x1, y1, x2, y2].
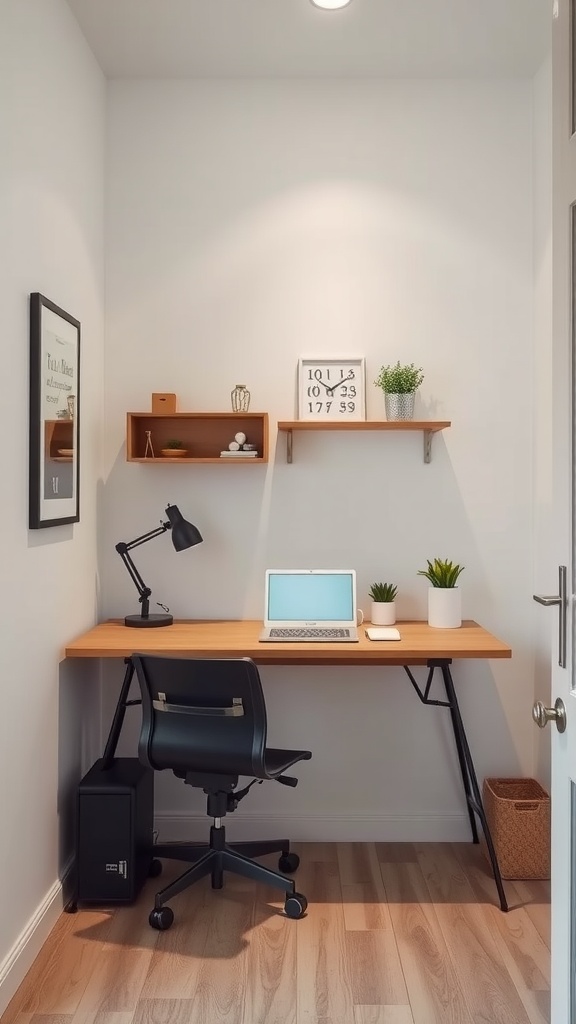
[115, 503, 203, 627]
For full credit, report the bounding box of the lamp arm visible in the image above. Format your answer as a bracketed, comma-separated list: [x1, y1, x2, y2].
[115, 542, 149, 596]
[123, 522, 170, 551]
[115, 524, 171, 620]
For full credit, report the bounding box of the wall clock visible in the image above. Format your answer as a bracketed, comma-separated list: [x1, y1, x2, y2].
[297, 357, 366, 421]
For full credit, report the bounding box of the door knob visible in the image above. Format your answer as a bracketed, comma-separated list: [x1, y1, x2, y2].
[532, 697, 566, 733]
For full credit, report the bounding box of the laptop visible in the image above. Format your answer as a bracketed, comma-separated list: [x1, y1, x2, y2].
[259, 569, 359, 642]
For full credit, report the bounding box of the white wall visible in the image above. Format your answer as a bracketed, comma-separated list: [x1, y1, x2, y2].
[0, 0, 105, 1012]
[104, 79, 536, 841]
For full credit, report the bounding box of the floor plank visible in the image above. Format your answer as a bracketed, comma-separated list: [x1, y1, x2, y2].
[354, 1009, 415, 1024]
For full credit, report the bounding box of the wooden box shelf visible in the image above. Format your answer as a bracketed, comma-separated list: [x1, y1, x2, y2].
[277, 420, 451, 463]
[127, 412, 269, 463]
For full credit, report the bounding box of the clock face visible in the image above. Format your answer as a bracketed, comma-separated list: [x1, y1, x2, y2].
[297, 357, 366, 421]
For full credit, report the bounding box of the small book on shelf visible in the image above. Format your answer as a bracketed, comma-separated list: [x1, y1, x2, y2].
[219, 452, 258, 457]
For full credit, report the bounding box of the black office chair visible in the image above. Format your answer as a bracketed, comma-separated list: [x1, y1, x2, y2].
[132, 653, 312, 929]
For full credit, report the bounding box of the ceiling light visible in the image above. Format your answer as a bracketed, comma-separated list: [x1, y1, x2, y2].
[310, 0, 352, 9]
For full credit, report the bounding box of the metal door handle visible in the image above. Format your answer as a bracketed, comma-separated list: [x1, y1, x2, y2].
[533, 565, 567, 668]
[532, 698, 566, 733]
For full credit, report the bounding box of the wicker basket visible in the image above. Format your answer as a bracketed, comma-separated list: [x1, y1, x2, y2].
[482, 777, 550, 880]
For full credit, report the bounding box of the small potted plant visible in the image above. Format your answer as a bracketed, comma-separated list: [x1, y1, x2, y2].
[417, 558, 464, 628]
[160, 439, 188, 458]
[368, 581, 398, 625]
[374, 361, 424, 421]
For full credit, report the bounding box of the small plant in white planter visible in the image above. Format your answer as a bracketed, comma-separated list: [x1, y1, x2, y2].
[368, 582, 398, 625]
[417, 558, 464, 628]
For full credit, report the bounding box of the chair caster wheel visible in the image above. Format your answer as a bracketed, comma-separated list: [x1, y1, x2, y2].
[279, 852, 300, 873]
[149, 906, 174, 930]
[64, 900, 77, 914]
[284, 892, 307, 919]
[149, 858, 163, 878]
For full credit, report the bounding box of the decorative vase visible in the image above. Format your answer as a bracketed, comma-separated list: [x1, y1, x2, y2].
[370, 601, 396, 625]
[384, 392, 415, 421]
[231, 384, 251, 412]
[427, 587, 461, 629]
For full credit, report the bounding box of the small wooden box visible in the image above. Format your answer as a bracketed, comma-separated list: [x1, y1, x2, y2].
[151, 393, 177, 413]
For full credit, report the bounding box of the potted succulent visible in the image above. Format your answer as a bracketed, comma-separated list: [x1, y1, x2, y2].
[374, 361, 424, 421]
[160, 438, 188, 458]
[368, 581, 398, 625]
[417, 558, 464, 628]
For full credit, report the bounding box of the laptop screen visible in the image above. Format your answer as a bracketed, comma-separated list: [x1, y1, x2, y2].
[266, 570, 355, 623]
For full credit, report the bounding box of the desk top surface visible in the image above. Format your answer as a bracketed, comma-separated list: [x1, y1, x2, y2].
[64, 619, 511, 665]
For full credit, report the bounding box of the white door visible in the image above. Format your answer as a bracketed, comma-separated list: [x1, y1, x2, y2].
[535, 2, 576, 1020]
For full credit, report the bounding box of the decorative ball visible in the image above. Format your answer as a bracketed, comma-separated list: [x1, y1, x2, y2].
[228, 440, 240, 451]
[234, 432, 247, 445]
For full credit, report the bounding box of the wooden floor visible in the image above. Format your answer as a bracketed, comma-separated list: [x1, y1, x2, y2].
[1, 842, 550, 1024]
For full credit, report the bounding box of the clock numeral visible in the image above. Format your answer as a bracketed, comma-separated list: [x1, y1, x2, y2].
[340, 401, 355, 413]
[307, 385, 321, 398]
[306, 400, 335, 413]
[308, 368, 331, 381]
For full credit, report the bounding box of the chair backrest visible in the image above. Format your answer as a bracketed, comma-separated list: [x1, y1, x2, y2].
[132, 654, 269, 779]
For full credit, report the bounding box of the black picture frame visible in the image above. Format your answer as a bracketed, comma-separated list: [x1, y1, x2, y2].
[29, 293, 80, 529]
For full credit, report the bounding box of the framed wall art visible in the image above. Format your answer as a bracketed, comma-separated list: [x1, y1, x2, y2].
[297, 356, 366, 421]
[29, 293, 80, 529]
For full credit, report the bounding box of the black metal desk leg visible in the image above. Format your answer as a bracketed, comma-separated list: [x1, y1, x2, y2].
[439, 661, 508, 912]
[101, 658, 135, 769]
[442, 677, 479, 844]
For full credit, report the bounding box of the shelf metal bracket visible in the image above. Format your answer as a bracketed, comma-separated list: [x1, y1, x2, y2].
[285, 430, 293, 464]
[423, 430, 433, 464]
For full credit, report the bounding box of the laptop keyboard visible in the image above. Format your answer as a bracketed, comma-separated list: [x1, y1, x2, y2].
[269, 627, 351, 638]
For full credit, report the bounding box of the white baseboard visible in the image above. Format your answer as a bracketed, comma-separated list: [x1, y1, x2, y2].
[155, 812, 471, 844]
[0, 878, 64, 1018]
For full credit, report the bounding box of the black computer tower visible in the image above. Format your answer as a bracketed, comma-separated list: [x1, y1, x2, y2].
[74, 757, 154, 905]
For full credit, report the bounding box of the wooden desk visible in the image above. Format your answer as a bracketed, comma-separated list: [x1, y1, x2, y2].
[65, 617, 511, 664]
[65, 617, 511, 910]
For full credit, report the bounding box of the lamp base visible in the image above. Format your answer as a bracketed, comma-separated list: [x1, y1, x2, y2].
[124, 613, 174, 628]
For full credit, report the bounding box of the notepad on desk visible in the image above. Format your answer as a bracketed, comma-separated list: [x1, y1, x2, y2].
[365, 627, 401, 641]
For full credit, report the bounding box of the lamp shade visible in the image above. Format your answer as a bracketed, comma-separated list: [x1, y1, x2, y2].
[165, 503, 203, 551]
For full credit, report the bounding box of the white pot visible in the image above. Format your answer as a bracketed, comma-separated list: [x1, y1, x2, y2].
[370, 601, 396, 625]
[427, 587, 461, 629]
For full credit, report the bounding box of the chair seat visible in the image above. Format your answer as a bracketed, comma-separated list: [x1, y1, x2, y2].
[264, 747, 312, 777]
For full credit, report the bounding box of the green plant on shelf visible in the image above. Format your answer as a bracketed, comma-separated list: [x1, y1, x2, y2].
[374, 361, 424, 394]
[368, 582, 398, 602]
[165, 439, 184, 449]
[417, 558, 464, 588]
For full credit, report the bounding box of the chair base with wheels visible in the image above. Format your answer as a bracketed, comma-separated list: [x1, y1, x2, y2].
[147, 773, 308, 929]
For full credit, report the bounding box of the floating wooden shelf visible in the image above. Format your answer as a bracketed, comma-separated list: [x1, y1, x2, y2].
[277, 420, 451, 463]
[127, 412, 269, 463]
